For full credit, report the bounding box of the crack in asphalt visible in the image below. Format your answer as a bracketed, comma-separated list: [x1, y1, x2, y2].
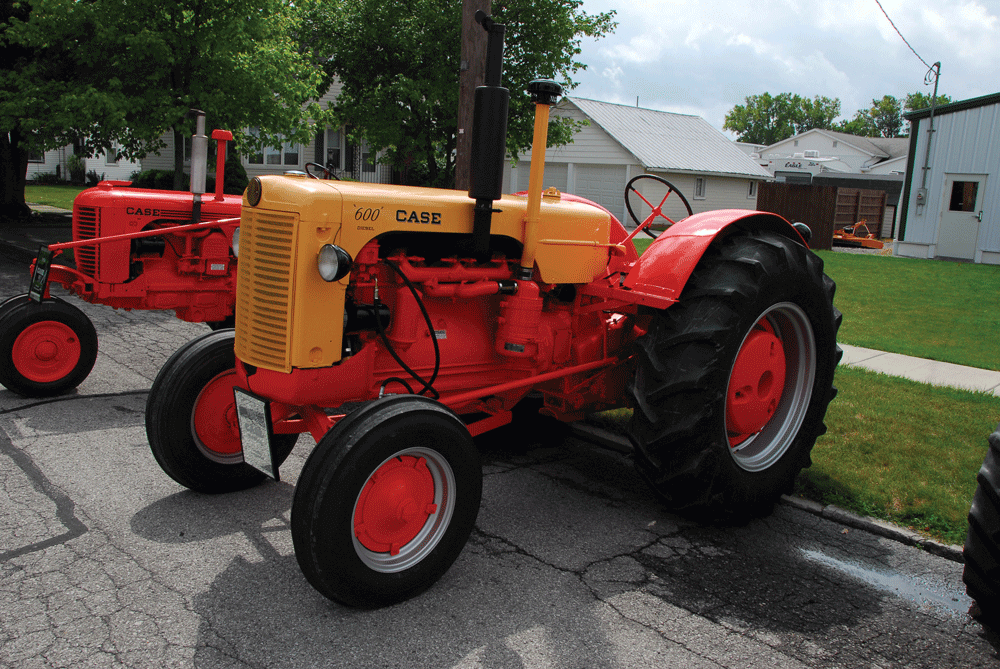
[0, 389, 150, 416]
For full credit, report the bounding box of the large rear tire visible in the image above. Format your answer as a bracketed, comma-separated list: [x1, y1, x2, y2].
[964, 426, 1000, 636]
[145, 329, 296, 493]
[628, 230, 841, 519]
[292, 395, 482, 608]
[0, 295, 98, 397]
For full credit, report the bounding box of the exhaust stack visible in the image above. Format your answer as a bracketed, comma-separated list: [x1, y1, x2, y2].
[467, 11, 509, 259]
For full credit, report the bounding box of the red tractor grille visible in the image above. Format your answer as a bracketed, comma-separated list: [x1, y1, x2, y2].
[234, 209, 297, 372]
[74, 206, 99, 277]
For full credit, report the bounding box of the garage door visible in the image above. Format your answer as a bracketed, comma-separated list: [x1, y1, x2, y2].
[515, 161, 568, 194]
[574, 165, 627, 218]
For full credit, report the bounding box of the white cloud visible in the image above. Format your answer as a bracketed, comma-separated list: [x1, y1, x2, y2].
[573, 0, 1000, 132]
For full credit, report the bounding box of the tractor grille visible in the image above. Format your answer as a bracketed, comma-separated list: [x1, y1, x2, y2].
[235, 209, 298, 371]
[74, 207, 99, 277]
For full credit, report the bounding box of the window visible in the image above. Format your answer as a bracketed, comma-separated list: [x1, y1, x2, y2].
[949, 181, 979, 212]
[793, 140, 799, 147]
[247, 128, 300, 167]
[27, 147, 44, 163]
[325, 128, 342, 170]
[747, 180, 757, 198]
[106, 144, 119, 165]
[694, 177, 706, 199]
[832, 140, 838, 148]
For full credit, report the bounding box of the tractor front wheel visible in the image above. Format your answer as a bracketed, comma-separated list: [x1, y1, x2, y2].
[628, 230, 841, 519]
[291, 395, 482, 607]
[964, 426, 1000, 637]
[0, 295, 98, 397]
[145, 329, 296, 493]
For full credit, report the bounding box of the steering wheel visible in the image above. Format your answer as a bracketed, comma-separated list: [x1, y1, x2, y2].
[625, 174, 693, 238]
[305, 162, 340, 180]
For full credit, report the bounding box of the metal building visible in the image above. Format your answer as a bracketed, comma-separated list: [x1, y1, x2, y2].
[897, 92, 1000, 263]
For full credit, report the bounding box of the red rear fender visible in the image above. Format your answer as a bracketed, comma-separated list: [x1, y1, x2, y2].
[622, 210, 805, 302]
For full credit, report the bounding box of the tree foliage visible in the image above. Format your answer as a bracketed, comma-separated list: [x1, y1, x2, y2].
[904, 92, 953, 112]
[722, 93, 840, 145]
[1, 0, 330, 218]
[725, 89, 954, 144]
[835, 92, 954, 138]
[314, 0, 616, 187]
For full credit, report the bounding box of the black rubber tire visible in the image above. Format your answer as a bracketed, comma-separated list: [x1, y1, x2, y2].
[0, 295, 98, 397]
[628, 230, 841, 519]
[145, 329, 297, 493]
[964, 426, 1000, 634]
[292, 395, 482, 608]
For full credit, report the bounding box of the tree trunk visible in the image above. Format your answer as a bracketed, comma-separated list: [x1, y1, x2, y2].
[173, 127, 186, 190]
[1, 129, 33, 223]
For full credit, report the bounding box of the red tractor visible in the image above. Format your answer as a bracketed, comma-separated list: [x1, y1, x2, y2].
[145, 13, 841, 608]
[0, 112, 242, 397]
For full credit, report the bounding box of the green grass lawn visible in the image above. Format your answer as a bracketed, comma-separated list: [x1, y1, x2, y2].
[816, 250, 1000, 371]
[25, 184, 87, 211]
[798, 365, 998, 545]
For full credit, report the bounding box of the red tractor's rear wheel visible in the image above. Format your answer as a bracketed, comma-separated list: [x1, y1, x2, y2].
[963, 426, 1000, 639]
[291, 395, 482, 608]
[628, 230, 841, 519]
[0, 295, 98, 397]
[145, 329, 297, 493]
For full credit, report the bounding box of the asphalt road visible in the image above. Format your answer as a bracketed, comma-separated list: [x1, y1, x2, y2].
[0, 249, 996, 668]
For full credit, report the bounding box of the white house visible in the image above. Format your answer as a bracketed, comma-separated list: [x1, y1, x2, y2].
[138, 83, 391, 184]
[26, 143, 141, 183]
[896, 91, 1000, 264]
[28, 82, 393, 188]
[760, 129, 909, 182]
[504, 97, 772, 227]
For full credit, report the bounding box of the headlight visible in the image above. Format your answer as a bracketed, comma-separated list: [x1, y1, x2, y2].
[317, 244, 352, 282]
[246, 177, 262, 206]
[231, 227, 240, 257]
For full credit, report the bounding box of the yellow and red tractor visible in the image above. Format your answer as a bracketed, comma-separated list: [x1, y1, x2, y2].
[0, 112, 242, 397]
[145, 13, 842, 608]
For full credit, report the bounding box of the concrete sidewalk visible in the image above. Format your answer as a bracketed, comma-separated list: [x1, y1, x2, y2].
[839, 343, 1000, 396]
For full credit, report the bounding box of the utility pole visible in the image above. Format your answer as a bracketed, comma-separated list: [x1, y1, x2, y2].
[454, 0, 490, 191]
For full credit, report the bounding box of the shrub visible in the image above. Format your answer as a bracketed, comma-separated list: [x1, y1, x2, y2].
[223, 152, 248, 195]
[30, 171, 63, 185]
[86, 170, 106, 186]
[66, 154, 86, 184]
[129, 169, 177, 190]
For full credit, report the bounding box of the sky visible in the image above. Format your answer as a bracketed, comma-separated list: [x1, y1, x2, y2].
[569, 0, 1000, 137]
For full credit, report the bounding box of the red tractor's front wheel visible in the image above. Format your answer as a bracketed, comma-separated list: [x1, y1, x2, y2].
[629, 230, 841, 519]
[145, 329, 297, 493]
[0, 295, 98, 397]
[292, 395, 482, 608]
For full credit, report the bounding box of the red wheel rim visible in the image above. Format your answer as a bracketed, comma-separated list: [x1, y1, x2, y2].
[12, 321, 82, 383]
[354, 455, 438, 555]
[192, 371, 242, 457]
[727, 319, 787, 447]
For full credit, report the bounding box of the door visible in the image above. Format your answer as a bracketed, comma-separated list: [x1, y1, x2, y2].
[574, 164, 627, 218]
[937, 175, 986, 260]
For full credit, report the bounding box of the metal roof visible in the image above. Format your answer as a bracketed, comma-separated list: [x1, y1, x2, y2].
[564, 97, 771, 179]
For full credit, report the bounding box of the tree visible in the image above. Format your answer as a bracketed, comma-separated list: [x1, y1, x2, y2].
[315, 0, 616, 187]
[905, 91, 952, 113]
[723, 93, 840, 145]
[834, 110, 877, 137]
[1, 0, 330, 220]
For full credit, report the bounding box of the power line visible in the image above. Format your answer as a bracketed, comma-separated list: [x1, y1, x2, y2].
[873, 0, 932, 70]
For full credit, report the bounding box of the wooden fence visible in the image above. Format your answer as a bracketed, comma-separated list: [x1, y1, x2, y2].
[756, 183, 887, 251]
